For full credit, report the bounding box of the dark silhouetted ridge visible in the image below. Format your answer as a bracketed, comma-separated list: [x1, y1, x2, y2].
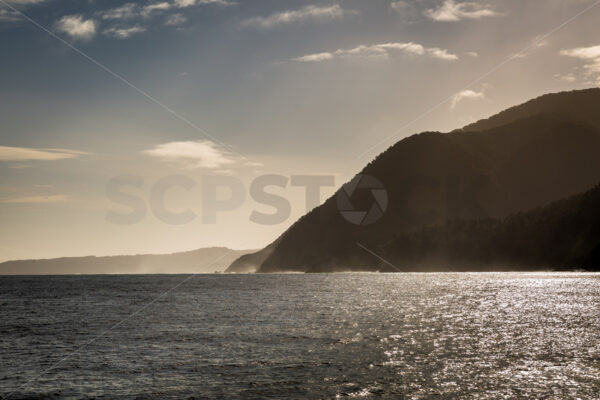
[228, 88, 600, 273]
[460, 88, 600, 132]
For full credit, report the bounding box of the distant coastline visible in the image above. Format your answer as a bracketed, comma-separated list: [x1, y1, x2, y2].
[0, 247, 254, 275]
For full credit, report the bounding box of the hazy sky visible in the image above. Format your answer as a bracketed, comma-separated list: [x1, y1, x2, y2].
[1, 0, 599, 261]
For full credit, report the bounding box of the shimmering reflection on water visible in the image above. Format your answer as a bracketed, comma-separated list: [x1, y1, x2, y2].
[0, 273, 599, 399]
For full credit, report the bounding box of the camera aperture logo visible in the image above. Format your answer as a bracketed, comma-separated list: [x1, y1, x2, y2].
[337, 174, 388, 226]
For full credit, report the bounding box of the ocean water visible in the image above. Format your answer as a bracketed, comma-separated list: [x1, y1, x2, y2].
[0, 273, 599, 399]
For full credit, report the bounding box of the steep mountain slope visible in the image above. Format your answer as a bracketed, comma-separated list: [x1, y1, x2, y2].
[0, 247, 253, 275]
[235, 88, 600, 273]
[453, 115, 600, 214]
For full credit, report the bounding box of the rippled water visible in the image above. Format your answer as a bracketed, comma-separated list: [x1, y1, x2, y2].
[1, 273, 599, 399]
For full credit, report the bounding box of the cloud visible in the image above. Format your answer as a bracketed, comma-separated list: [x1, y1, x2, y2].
[103, 25, 146, 39]
[427, 47, 459, 61]
[174, 0, 196, 6]
[560, 45, 600, 84]
[142, 140, 235, 169]
[390, 1, 411, 12]
[98, 0, 232, 23]
[0, 3, 28, 22]
[451, 87, 487, 108]
[1, 0, 47, 21]
[465, 51, 479, 57]
[293, 42, 458, 63]
[4, 0, 46, 3]
[55, 15, 97, 40]
[378, 42, 425, 55]
[294, 52, 335, 62]
[142, 2, 172, 17]
[100, 3, 139, 20]
[241, 5, 350, 29]
[555, 73, 576, 83]
[0, 195, 71, 204]
[511, 35, 551, 59]
[531, 35, 550, 49]
[425, 0, 503, 22]
[175, 0, 234, 6]
[0, 146, 86, 161]
[390, 1, 420, 22]
[0, 8, 20, 22]
[560, 45, 600, 60]
[336, 44, 390, 60]
[165, 13, 187, 26]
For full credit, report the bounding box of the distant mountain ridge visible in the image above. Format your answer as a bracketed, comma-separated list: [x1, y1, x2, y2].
[0, 247, 254, 275]
[226, 88, 600, 272]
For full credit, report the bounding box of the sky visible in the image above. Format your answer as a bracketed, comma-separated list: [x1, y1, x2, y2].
[1, 0, 599, 261]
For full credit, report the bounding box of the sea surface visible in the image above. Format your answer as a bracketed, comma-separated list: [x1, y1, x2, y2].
[0, 273, 599, 399]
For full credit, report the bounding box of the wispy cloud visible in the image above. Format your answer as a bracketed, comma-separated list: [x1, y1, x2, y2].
[390, 1, 420, 23]
[425, 0, 503, 22]
[560, 45, 600, 59]
[294, 52, 335, 62]
[100, 3, 139, 20]
[1, 0, 47, 16]
[241, 5, 350, 29]
[560, 45, 600, 84]
[165, 13, 187, 26]
[293, 42, 459, 63]
[55, 15, 97, 40]
[175, 0, 234, 6]
[451, 85, 489, 108]
[4, 0, 47, 3]
[390, 1, 412, 13]
[103, 25, 146, 39]
[99, 0, 232, 21]
[142, 140, 235, 169]
[174, 0, 196, 6]
[142, 2, 172, 17]
[0, 146, 86, 162]
[0, 8, 20, 22]
[555, 72, 576, 83]
[0, 195, 71, 204]
[142, 0, 232, 17]
[427, 47, 460, 61]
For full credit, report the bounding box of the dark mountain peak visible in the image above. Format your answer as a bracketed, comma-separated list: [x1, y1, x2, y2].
[224, 89, 600, 273]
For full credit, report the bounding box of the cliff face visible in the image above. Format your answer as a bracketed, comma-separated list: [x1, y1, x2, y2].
[237, 88, 600, 273]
